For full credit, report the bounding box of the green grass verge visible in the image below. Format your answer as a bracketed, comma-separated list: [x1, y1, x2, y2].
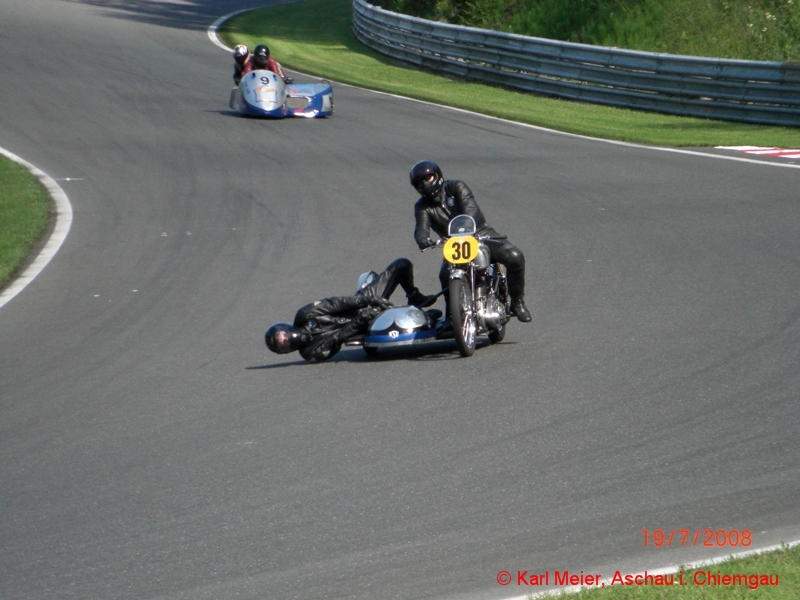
[0, 155, 52, 291]
[219, 0, 800, 147]
[543, 544, 799, 598]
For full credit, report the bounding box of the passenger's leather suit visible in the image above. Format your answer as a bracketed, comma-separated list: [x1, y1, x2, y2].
[293, 258, 419, 362]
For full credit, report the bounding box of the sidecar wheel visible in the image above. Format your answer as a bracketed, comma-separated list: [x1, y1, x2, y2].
[450, 278, 476, 357]
[363, 346, 379, 357]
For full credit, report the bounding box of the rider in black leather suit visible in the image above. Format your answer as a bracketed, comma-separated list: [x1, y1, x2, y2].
[265, 258, 435, 362]
[410, 160, 532, 323]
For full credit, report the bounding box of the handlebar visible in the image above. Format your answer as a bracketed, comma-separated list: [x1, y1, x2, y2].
[421, 239, 444, 253]
[420, 234, 507, 252]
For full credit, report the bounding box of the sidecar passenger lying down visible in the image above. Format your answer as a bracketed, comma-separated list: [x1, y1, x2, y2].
[230, 69, 333, 118]
[346, 306, 445, 355]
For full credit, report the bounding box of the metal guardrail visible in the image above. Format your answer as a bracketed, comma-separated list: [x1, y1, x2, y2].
[352, 0, 800, 127]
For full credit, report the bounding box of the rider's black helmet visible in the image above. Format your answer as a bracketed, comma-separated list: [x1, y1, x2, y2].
[265, 323, 308, 354]
[410, 160, 444, 200]
[253, 44, 270, 68]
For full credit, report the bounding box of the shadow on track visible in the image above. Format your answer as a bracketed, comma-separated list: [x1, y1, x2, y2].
[246, 339, 518, 369]
[65, 0, 236, 31]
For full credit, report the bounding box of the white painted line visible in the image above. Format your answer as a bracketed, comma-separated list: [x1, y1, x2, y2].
[365, 91, 800, 169]
[716, 145, 800, 158]
[716, 146, 771, 151]
[0, 148, 73, 311]
[748, 149, 794, 155]
[499, 539, 800, 600]
[207, 10, 252, 51]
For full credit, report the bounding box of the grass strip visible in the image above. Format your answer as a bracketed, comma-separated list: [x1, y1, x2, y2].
[0, 155, 51, 291]
[537, 543, 799, 598]
[218, 0, 800, 147]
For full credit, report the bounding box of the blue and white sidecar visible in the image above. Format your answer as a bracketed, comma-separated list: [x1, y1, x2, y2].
[230, 69, 333, 118]
[341, 270, 446, 356]
[360, 306, 444, 355]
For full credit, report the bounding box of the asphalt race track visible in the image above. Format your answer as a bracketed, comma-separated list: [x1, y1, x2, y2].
[1, 1, 799, 598]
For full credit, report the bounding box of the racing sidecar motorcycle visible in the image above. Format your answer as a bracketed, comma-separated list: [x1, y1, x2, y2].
[229, 69, 333, 118]
[350, 214, 513, 358]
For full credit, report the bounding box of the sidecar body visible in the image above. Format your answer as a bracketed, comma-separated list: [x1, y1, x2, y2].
[230, 69, 333, 118]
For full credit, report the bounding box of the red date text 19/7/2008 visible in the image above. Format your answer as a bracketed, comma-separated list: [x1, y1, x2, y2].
[643, 529, 752, 547]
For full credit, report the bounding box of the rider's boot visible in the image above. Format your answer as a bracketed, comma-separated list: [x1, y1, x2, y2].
[511, 297, 532, 323]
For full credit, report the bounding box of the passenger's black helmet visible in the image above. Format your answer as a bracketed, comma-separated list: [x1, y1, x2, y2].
[410, 160, 444, 200]
[253, 44, 270, 67]
[265, 323, 308, 354]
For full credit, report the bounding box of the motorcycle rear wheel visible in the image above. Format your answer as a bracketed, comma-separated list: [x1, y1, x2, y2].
[450, 278, 476, 357]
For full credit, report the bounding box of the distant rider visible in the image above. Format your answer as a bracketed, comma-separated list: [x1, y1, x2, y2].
[265, 258, 437, 362]
[410, 160, 532, 323]
[241, 44, 292, 83]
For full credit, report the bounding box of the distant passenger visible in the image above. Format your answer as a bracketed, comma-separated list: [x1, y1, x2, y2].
[232, 44, 250, 85]
[265, 258, 436, 362]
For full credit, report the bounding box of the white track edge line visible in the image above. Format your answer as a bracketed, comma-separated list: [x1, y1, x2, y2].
[0, 147, 73, 311]
[499, 538, 800, 600]
[208, 10, 800, 171]
[208, 10, 253, 50]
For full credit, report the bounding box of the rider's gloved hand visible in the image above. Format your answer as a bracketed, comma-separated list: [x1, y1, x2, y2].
[418, 237, 437, 251]
[370, 297, 392, 310]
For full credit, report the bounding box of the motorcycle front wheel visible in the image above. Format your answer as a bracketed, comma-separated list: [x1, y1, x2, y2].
[450, 277, 477, 357]
[488, 319, 505, 344]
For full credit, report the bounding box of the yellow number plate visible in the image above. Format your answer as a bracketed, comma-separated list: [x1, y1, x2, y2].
[443, 236, 479, 264]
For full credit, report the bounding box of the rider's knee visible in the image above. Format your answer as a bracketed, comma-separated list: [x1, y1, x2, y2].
[499, 246, 525, 271]
[388, 257, 412, 273]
